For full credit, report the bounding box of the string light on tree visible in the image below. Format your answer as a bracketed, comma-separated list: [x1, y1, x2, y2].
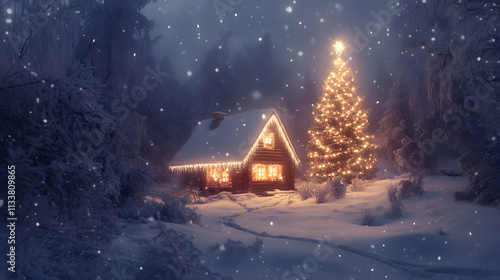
[307, 41, 377, 182]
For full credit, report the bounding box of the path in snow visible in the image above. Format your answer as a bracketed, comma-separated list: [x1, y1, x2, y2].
[219, 199, 500, 279]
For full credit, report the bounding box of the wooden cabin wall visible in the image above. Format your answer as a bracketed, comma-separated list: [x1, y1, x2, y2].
[247, 124, 295, 192]
[179, 171, 203, 188]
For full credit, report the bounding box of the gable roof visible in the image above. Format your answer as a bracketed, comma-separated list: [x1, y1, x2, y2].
[169, 108, 300, 172]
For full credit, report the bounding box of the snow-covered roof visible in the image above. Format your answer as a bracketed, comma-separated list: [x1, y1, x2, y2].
[169, 108, 300, 172]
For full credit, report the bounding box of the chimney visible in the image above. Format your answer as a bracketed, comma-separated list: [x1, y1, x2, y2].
[210, 111, 226, 130]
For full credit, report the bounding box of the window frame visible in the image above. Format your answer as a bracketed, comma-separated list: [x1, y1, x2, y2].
[251, 163, 284, 182]
[262, 132, 275, 149]
[206, 167, 231, 187]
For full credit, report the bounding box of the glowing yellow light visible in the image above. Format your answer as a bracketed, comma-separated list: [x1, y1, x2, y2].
[263, 133, 275, 149]
[206, 167, 230, 187]
[252, 164, 283, 182]
[333, 41, 345, 56]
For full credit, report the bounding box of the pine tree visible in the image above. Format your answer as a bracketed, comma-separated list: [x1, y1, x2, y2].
[377, 79, 413, 162]
[307, 41, 377, 182]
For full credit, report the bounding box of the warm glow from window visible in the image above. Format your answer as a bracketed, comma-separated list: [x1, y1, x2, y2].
[252, 164, 283, 181]
[206, 167, 230, 187]
[263, 133, 275, 149]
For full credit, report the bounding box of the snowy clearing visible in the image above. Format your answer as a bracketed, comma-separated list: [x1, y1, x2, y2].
[124, 175, 500, 280]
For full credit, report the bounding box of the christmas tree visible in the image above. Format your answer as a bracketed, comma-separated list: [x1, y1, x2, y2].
[307, 41, 377, 182]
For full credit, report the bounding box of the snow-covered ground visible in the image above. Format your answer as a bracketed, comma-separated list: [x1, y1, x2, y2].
[123, 174, 500, 279]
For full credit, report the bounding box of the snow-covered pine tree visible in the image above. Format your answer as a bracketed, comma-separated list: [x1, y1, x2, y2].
[377, 80, 413, 163]
[307, 41, 377, 182]
[391, 0, 500, 204]
[0, 2, 224, 279]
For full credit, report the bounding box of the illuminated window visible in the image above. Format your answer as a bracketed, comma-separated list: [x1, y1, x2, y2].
[252, 164, 283, 181]
[206, 167, 230, 187]
[263, 133, 275, 149]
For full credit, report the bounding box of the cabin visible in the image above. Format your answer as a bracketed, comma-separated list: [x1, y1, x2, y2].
[169, 108, 300, 194]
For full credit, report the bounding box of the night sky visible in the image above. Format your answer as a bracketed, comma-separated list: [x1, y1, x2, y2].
[143, 0, 400, 108]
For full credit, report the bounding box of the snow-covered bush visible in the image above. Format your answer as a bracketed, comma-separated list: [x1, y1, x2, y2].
[361, 209, 377, 226]
[127, 195, 200, 224]
[456, 145, 500, 205]
[399, 175, 424, 198]
[328, 176, 347, 199]
[314, 183, 331, 204]
[454, 189, 476, 202]
[158, 195, 200, 224]
[209, 238, 263, 257]
[296, 182, 315, 200]
[350, 178, 368, 192]
[297, 179, 348, 203]
[393, 136, 424, 173]
[135, 224, 230, 280]
[437, 228, 448, 236]
[387, 185, 404, 217]
[173, 186, 203, 204]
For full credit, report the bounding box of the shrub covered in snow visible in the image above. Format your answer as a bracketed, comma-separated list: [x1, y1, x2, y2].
[135, 224, 230, 280]
[361, 209, 377, 226]
[296, 182, 315, 200]
[399, 175, 424, 198]
[124, 195, 200, 224]
[456, 154, 500, 205]
[209, 238, 263, 257]
[173, 186, 204, 204]
[350, 178, 369, 192]
[437, 228, 448, 236]
[387, 185, 404, 217]
[297, 178, 347, 203]
[314, 183, 331, 204]
[328, 176, 347, 199]
[454, 190, 477, 202]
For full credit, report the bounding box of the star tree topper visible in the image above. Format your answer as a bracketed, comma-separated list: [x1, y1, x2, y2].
[333, 41, 345, 56]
